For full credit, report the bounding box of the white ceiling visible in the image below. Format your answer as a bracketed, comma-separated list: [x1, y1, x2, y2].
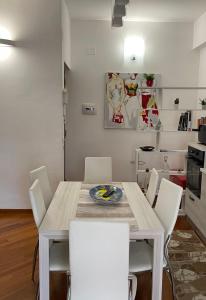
[66, 0, 206, 22]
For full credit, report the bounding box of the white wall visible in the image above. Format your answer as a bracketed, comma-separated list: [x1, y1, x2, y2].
[194, 11, 206, 87]
[193, 11, 206, 48]
[198, 47, 206, 87]
[0, 0, 64, 208]
[62, 0, 71, 69]
[194, 12, 206, 123]
[66, 20, 199, 182]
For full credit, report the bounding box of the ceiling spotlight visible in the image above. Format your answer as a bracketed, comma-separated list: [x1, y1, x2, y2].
[112, 16, 123, 27]
[115, 0, 129, 5]
[113, 4, 126, 17]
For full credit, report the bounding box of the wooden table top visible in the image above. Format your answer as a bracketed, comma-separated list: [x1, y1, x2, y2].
[39, 182, 164, 237]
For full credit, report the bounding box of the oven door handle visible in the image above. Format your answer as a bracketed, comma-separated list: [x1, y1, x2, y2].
[187, 157, 203, 166]
[186, 155, 194, 159]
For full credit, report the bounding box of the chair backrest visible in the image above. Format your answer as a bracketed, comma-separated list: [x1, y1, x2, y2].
[29, 179, 46, 229]
[154, 178, 183, 241]
[69, 220, 129, 300]
[84, 157, 112, 184]
[30, 166, 52, 209]
[146, 168, 159, 206]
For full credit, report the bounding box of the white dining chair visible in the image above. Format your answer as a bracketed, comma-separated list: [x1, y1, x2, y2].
[146, 168, 159, 207]
[30, 166, 52, 209]
[84, 157, 112, 184]
[29, 179, 69, 283]
[68, 220, 136, 300]
[129, 178, 183, 298]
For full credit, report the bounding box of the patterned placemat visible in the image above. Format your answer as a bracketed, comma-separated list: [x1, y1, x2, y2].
[75, 183, 137, 227]
[76, 202, 134, 218]
[169, 230, 206, 300]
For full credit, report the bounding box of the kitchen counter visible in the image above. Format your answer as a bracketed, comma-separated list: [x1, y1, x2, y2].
[189, 142, 206, 152]
[200, 168, 206, 175]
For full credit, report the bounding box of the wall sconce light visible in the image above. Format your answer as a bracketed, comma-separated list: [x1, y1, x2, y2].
[0, 38, 15, 46]
[124, 36, 145, 62]
[0, 27, 14, 61]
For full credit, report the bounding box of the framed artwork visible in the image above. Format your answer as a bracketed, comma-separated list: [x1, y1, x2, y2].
[104, 73, 161, 130]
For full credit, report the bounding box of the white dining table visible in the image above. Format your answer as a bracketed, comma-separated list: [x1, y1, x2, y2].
[39, 181, 164, 300]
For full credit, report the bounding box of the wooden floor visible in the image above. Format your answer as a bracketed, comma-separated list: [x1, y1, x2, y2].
[0, 211, 192, 300]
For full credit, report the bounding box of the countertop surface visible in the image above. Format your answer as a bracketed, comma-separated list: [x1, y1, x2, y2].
[200, 168, 206, 175]
[189, 142, 206, 152]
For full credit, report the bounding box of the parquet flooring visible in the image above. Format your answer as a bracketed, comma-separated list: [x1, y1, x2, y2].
[0, 211, 192, 300]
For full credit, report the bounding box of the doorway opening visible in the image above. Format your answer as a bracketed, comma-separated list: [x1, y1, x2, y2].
[63, 63, 70, 180]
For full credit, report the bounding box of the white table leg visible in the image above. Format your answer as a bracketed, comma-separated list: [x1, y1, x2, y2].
[39, 234, 50, 300]
[152, 232, 164, 300]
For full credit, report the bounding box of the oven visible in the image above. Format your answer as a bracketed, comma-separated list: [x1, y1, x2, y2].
[187, 146, 205, 198]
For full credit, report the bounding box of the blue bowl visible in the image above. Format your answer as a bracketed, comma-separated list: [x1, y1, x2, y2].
[89, 185, 123, 205]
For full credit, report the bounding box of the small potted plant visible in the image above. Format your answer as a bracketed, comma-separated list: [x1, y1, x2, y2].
[144, 73, 154, 87]
[200, 98, 206, 110]
[174, 98, 179, 110]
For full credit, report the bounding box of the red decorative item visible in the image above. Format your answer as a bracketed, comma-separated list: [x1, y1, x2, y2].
[112, 113, 124, 124]
[146, 79, 154, 87]
[141, 92, 158, 127]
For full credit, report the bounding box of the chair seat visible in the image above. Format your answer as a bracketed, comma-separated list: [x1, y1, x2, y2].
[129, 241, 166, 273]
[50, 242, 69, 272]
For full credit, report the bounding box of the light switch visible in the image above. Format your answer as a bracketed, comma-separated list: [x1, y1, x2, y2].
[82, 103, 96, 115]
[86, 48, 96, 55]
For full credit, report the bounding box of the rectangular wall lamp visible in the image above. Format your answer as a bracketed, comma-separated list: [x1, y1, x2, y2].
[0, 38, 15, 46]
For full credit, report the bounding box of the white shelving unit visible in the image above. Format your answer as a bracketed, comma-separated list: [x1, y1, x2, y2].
[135, 86, 206, 215]
[135, 148, 187, 215]
[136, 86, 206, 134]
[136, 169, 186, 175]
[136, 87, 206, 90]
[135, 148, 187, 177]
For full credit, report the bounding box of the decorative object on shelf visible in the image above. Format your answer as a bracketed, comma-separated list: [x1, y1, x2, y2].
[174, 98, 179, 110]
[178, 110, 192, 131]
[105, 73, 161, 129]
[199, 98, 206, 110]
[138, 74, 162, 131]
[140, 146, 155, 152]
[197, 117, 206, 128]
[143, 73, 154, 87]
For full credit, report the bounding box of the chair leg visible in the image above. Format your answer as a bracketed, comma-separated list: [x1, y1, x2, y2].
[165, 267, 175, 300]
[128, 274, 137, 300]
[32, 239, 39, 282]
[164, 235, 176, 300]
[35, 281, 39, 300]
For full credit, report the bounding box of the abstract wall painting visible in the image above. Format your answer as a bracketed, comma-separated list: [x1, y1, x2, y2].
[104, 73, 161, 130]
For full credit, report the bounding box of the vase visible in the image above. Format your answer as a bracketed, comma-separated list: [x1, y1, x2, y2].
[202, 105, 206, 110]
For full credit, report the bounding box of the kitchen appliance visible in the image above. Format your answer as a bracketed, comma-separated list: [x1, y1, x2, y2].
[198, 125, 206, 145]
[187, 146, 205, 198]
